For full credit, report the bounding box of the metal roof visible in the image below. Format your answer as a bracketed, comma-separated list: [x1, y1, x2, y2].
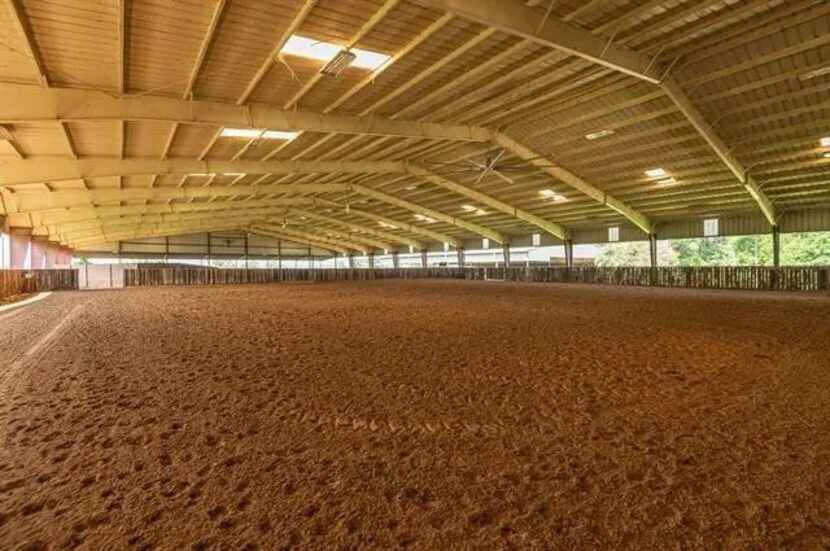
[0, 0, 828, 253]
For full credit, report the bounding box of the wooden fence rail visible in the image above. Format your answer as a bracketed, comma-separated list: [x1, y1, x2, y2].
[465, 266, 830, 291]
[0, 269, 78, 301]
[124, 267, 465, 287]
[124, 266, 830, 292]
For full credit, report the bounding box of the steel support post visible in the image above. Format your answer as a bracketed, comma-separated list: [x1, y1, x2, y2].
[46, 241, 59, 268]
[564, 239, 574, 269]
[244, 233, 250, 280]
[30, 236, 47, 269]
[649, 234, 658, 268]
[502, 243, 511, 268]
[420, 249, 428, 268]
[772, 226, 781, 268]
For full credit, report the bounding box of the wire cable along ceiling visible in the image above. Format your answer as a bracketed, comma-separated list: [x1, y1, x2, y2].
[0, 0, 828, 252]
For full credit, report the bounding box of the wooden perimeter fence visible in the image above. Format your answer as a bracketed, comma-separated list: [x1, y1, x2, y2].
[123, 265, 830, 292]
[0, 269, 78, 301]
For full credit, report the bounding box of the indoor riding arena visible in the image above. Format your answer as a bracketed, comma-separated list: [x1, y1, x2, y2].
[1, 1, 830, 550]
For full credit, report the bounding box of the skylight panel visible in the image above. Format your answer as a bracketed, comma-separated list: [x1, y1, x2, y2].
[351, 48, 390, 70]
[538, 189, 567, 202]
[221, 128, 261, 139]
[221, 128, 298, 141]
[262, 130, 299, 141]
[280, 35, 390, 71]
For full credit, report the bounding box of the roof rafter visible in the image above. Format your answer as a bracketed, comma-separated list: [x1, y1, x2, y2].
[492, 133, 653, 234]
[420, 0, 662, 83]
[409, 166, 570, 240]
[71, 220, 252, 248]
[252, 224, 364, 254]
[184, 0, 226, 99]
[312, 197, 460, 247]
[284, 0, 401, 110]
[55, 208, 285, 240]
[0, 157, 405, 188]
[661, 77, 776, 226]
[0, 84, 492, 144]
[237, 0, 317, 105]
[11, 198, 315, 229]
[419, 0, 775, 227]
[4, 0, 48, 86]
[283, 219, 392, 252]
[288, 207, 423, 250]
[8, 182, 351, 213]
[350, 183, 506, 243]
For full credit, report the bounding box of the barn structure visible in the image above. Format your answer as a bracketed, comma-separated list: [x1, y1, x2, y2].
[1, 1, 830, 549]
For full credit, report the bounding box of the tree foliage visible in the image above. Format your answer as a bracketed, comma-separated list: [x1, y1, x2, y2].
[596, 231, 830, 267]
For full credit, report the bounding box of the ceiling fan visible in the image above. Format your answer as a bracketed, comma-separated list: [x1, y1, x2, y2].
[417, 147, 560, 187]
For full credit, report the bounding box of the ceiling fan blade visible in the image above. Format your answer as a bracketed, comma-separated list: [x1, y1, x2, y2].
[492, 169, 515, 186]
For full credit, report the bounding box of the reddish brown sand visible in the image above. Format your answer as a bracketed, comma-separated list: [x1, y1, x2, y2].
[1, 280, 829, 550]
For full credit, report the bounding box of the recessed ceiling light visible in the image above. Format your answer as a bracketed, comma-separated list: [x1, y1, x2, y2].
[378, 221, 398, 229]
[460, 204, 477, 212]
[645, 168, 668, 178]
[821, 137, 830, 147]
[404, 185, 419, 191]
[585, 129, 615, 140]
[280, 35, 390, 71]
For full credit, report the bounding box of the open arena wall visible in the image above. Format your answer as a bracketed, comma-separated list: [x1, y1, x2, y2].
[124, 266, 830, 292]
[0, 269, 78, 300]
[2, 265, 828, 303]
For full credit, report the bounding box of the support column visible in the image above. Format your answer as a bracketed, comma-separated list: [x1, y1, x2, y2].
[45, 241, 59, 268]
[277, 240, 283, 278]
[58, 246, 73, 267]
[649, 234, 658, 268]
[772, 226, 781, 268]
[420, 249, 428, 269]
[347, 254, 354, 269]
[502, 243, 511, 268]
[564, 239, 574, 269]
[368, 252, 375, 269]
[244, 233, 250, 276]
[456, 247, 465, 269]
[9, 228, 31, 268]
[30, 236, 48, 269]
[392, 250, 399, 269]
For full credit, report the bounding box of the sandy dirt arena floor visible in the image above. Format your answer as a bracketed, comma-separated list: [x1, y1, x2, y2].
[1, 280, 829, 550]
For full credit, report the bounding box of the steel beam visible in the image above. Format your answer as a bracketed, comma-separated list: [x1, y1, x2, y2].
[0, 84, 492, 144]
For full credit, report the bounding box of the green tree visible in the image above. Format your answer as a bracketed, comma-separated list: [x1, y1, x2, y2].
[782, 232, 830, 265]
